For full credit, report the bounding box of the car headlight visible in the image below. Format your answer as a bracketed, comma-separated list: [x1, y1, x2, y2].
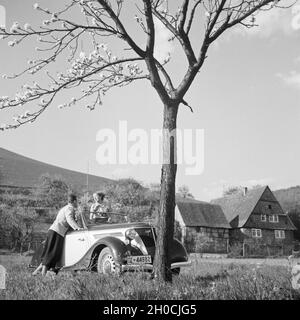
[125, 229, 137, 240]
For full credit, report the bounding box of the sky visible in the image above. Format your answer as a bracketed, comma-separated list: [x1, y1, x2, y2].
[0, 0, 300, 201]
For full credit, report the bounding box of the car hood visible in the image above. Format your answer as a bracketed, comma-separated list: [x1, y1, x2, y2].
[87, 222, 153, 231]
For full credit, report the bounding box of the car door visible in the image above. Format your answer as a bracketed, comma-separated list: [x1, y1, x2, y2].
[61, 229, 90, 267]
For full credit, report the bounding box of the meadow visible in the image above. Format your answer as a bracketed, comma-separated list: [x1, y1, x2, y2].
[0, 251, 299, 300]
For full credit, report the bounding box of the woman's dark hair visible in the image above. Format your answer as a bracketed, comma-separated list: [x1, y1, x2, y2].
[68, 194, 77, 203]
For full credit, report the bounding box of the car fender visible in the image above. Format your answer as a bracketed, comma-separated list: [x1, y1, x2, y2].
[62, 236, 128, 271]
[169, 238, 189, 263]
[91, 236, 128, 264]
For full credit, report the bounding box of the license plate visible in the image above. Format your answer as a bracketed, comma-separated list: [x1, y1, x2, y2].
[127, 255, 152, 264]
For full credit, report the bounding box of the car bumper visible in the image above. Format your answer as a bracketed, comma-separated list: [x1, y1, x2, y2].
[121, 259, 192, 272]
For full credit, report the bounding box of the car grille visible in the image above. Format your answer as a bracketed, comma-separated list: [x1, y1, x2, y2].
[134, 228, 156, 256]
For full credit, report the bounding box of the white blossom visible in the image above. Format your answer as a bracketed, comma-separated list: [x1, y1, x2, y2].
[10, 22, 20, 33]
[51, 14, 58, 22]
[8, 40, 17, 47]
[33, 3, 39, 10]
[163, 53, 171, 64]
[43, 20, 51, 26]
[79, 51, 86, 59]
[24, 23, 31, 31]
[99, 43, 107, 51]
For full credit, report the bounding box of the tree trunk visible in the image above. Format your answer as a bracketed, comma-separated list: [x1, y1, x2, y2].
[154, 102, 179, 282]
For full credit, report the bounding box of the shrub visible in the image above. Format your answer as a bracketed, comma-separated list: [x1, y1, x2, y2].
[0, 205, 38, 252]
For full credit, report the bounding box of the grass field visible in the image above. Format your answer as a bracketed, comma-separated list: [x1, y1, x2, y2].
[0, 252, 299, 300]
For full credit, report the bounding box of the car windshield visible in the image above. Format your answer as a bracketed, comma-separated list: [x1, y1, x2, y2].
[80, 210, 128, 227]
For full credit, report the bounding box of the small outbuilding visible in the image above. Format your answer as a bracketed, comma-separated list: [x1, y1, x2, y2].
[175, 198, 231, 254]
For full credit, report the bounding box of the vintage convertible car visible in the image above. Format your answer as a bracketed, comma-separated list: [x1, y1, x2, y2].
[30, 211, 191, 274]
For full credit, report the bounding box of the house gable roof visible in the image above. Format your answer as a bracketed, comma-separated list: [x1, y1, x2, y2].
[211, 186, 266, 227]
[211, 186, 296, 230]
[176, 197, 231, 229]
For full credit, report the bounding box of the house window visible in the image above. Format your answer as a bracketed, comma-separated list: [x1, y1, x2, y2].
[252, 229, 262, 238]
[261, 214, 267, 222]
[275, 230, 285, 239]
[269, 215, 279, 223]
[268, 205, 272, 210]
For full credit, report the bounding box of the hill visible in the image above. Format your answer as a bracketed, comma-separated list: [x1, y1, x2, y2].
[273, 186, 300, 212]
[0, 147, 112, 191]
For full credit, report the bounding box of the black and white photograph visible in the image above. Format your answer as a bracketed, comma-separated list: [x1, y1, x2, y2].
[0, 0, 300, 304]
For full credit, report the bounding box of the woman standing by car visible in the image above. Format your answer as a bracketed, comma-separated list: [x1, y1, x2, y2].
[32, 194, 82, 276]
[89, 192, 110, 223]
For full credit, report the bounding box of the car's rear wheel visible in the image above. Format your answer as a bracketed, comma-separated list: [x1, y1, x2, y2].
[97, 247, 119, 274]
[172, 268, 180, 275]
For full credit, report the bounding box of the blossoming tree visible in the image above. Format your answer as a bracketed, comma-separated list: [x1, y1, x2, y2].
[0, 0, 284, 281]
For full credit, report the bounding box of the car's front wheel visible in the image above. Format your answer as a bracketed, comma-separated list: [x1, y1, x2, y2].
[97, 247, 120, 274]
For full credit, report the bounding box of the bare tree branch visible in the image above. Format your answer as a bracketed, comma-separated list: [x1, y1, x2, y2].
[186, 0, 202, 34]
[178, 0, 190, 32]
[96, 0, 146, 57]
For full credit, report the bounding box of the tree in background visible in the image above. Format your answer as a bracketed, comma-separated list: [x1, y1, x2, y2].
[0, 204, 38, 252]
[178, 185, 194, 199]
[105, 178, 146, 207]
[34, 173, 70, 209]
[0, 0, 286, 281]
[288, 208, 300, 242]
[223, 186, 242, 197]
[104, 178, 154, 221]
[223, 184, 263, 197]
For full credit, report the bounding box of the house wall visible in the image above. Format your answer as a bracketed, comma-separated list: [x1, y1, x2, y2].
[245, 212, 292, 230]
[230, 228, 294, 256]
[183, 226, 229, 254]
